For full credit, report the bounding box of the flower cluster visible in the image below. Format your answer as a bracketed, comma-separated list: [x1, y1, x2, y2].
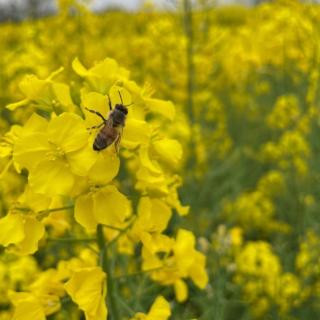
[0, 56, 207, 319]
[1, 0, 320, 318]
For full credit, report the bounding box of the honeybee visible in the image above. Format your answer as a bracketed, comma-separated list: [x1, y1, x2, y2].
[85, 91, 131, 152]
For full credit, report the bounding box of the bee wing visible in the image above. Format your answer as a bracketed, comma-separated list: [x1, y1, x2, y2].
[114, 127, 123, 153]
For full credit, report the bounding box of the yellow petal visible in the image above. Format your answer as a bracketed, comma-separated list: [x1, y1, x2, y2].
[13, 132, 50, 171]
[72, 57, 89, 77]
[16, 217, 45, 255]
[29, 160, 74, 195]
[89, 150, 120, 185]
[142, 246, 163, 271]
[43, 211, 70, 236]
[121, 292, 168, 320]
[91, 58, 129, 82]
[189, 252, 208, 289]
[13, 113, 50, 170]
[174, 229, 195, 257]
[64, 267, 107, 320]
[152, 139, 183, 166]
[24, 113, 49, 132]
[138, 197, 172, 233]
[67, 144, 98, 176]
[18, 185, 51, 213]
[51, 82, 76, 112]
[10, 292, 45, 320]
[19, 74, 48, 100]
[75, 193, 97, 232]
[144, 98, 175, 121]
[174, 279, 188, 303]
[81, 91, 108, 128]
[93, 186, 130, 227]
[135, 167, 169, 195]
[0, 143, 12, 158]
[48, 113, 88, 153]
[139, 145, 162, 174]
[6, 98, 29, 111]
[122, 119, 151, 149]
[109, 86, 132, 106]
[147, 296, 171, 320]
[0, 214, 25, 246]
[140, 233, 173, 254]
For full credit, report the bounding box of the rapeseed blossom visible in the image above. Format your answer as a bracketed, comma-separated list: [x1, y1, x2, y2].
[0, 55, 202, 319]
[130, 296, 171, 320]
[1, 1, 320, 318]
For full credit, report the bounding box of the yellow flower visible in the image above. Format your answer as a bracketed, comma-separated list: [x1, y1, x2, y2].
[142, 229, 208, 302]
[72, 57, 129, 94]
[144, 98, 175, 121]
[10, 292, 46, 320]
[130, 197, 172, 247]
[6, 67, 75, 113]
[74, 185, 130, 232]
[14, 112, 97, 195]
[266, 95, 300, 130]
[152, 138, 183, 167]
[64, 267, 107, 320]
[173, 229, 208, 290]
[230, 227, 243, 247]
[130, 295, 171, 320]
[0, 214, 44, 255]
[10, 267, 64, 320]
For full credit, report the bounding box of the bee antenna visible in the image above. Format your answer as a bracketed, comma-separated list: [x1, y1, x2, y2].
[118, 90, 124, 105]
[124, 102, 134, 108]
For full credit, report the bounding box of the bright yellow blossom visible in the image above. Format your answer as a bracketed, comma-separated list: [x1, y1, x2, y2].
[130, 296, 171, 320]
[64, 267, 107, 320]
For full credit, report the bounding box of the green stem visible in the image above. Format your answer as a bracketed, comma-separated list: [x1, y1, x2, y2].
[105, 217, 136, 250]
[14, 205, 74, 217]
[183, 0, 197, 174]
[97, 224, 120, 320]
[183, 0, 195, 123]
[38, 205, 74, 215]
[103, 224, 124, 232]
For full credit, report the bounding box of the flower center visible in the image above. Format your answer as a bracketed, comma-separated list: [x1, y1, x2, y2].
[46, 142, 66, 161]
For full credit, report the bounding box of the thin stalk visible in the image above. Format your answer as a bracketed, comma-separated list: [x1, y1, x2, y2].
[97, 224, 120, 320]
[183, 0, 195, 123]
[14, 205, 74, 218]
[105, 217, 136, 249]
[183, 0, 197, 174]
[38, 205, 74, 215]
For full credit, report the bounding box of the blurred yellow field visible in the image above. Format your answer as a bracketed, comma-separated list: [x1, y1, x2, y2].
[1, 0, 320, 319]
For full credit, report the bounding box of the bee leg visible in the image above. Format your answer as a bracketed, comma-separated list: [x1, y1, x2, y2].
[107, 94, 113, 111]
[86, 122, 104, 134]
[84, 107, 107, 122]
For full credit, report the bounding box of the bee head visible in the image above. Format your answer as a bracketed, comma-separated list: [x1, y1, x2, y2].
[115, 104, 128, 115]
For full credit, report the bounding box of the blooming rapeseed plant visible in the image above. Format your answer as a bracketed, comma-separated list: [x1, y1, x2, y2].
[1, 1, 320, 318]
[0, 55, 206, 319]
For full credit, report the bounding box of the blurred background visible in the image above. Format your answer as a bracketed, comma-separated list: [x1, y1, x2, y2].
[0, 0, 274, 20]
[1, 0, 320, 319]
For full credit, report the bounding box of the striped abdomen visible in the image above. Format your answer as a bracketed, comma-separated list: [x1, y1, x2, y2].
[93, 125, 119, 151]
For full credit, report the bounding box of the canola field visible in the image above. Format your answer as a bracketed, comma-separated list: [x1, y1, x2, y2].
[1, 0, 320, 319]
